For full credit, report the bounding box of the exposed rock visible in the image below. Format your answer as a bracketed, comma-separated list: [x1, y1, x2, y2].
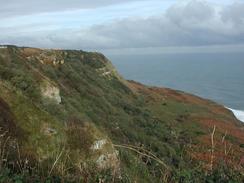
[41, 82, 61, 104]
[20, 48, 65, 66]
[60, 60, 65, 64]
[90, 139, 107, 150]
[102, 71, 111, 76]
[96, 151, 120, 173]
[90, 138, 120, 175]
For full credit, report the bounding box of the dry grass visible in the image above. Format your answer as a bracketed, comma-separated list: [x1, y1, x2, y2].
[114, 144, 170, 171]
[210, 125, 216, 171]
[0, 129, 11, 171]
[190, 125, 244, 174]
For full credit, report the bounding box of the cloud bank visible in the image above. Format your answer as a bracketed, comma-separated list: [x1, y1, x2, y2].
[1, 0, 244, 51]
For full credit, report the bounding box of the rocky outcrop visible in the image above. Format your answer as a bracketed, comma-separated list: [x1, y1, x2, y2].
[90, 139, 107, 150]
[90, 138, 120, 175]
[21, 48, 65, 66]
[96, 151, 120, 171]
[41, 82, 61, 104]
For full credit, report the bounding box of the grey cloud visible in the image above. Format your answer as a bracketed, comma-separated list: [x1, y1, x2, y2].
[221, 2, 244, 25]
[166, 1, 214, 25]
[1, 0, 244, 50]
[66, 0, 244, 49]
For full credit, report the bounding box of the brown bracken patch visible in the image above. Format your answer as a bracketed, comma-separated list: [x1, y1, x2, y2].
[197, 118, 244, 143]
[189, 119, 244, 170]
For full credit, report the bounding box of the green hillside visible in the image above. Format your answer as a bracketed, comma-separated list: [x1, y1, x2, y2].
[0, 46, 243, 182]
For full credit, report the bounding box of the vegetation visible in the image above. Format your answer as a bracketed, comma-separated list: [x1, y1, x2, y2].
[0, 46, 243, 182]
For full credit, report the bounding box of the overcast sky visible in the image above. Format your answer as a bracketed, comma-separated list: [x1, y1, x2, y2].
[1, 0, 244, 54]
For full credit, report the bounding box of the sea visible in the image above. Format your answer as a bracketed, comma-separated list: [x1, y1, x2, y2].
[108, 53, 244, 122]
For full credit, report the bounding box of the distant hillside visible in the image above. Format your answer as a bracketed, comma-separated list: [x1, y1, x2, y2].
[0, 45, 243, 182]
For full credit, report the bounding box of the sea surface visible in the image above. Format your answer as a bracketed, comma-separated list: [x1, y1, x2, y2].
[108, 53, 244, 122]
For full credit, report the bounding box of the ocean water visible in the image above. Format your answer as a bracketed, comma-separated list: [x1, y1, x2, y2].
[108, 53, 244, 122]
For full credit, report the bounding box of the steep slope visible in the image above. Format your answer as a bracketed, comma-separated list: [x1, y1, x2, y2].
[0, 45, 243, 182]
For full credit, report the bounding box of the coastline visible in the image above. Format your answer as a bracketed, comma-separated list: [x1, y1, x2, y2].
[226, 107, 244, 123]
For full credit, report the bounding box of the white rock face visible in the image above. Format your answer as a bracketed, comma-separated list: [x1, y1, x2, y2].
[90, 139, 120, 174]
[41, 83, 61, 104]
[90, 139, 107, 150]
[0, 46, 7, 49]
[96, 151, 120, 170]
[102, 71, 111, 76]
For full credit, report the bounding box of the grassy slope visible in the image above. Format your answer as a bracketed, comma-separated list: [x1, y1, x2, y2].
[0, 46, 243, 182]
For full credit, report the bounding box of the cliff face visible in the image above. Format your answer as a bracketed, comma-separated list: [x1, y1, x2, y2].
[0, 45, 243, 182]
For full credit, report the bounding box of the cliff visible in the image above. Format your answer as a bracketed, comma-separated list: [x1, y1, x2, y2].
[0, 45, 243, 182]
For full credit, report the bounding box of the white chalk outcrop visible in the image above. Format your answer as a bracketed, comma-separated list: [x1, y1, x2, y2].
[90, 139, 107, 150]
[90, 138, 120, 175]
[96, 151, 120, 170]
[41, 82, 61, 104]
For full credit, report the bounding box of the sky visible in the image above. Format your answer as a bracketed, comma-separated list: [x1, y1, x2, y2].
[1, 0, 244, 54]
